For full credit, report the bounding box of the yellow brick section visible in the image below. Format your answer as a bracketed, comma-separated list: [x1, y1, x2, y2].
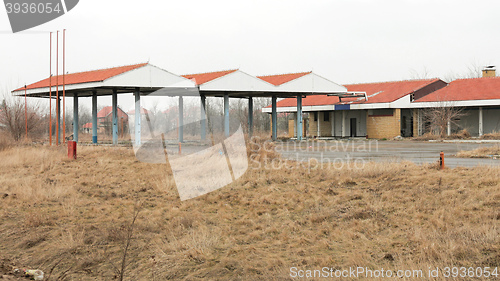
[308, 112, 332, 137]
[366, 109, 401, 139]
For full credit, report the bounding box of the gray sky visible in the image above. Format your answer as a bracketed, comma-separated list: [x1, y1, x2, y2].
[1, 0, 499, 110]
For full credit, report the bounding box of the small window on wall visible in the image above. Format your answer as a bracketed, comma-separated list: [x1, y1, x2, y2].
[314, 112, 318, 121]
[368, 109, 394, 117]
[324, 112, 330, 122]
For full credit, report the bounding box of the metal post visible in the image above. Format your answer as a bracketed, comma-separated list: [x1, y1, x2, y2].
[341, 110, 346, 137]
[297, 95, 303, 141]
[479, 107, 484, 136]
[272, 95, 277, 141]
[200, 95, 206, 140]
[73, 93, 78, 142]
[57, 96, 61, 144]
[112, 89, 118, 145]
[331, 111, 335, 137]
[179, 96, 184, 143]
[92, 90, 98, 144]
[317, 112, 320, 137]
[134, 89, 141, 146]
[224, 94, 229, 138]
[248, 97, 253, 137]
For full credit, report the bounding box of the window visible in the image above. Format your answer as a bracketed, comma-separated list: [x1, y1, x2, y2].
[314, 112, 318, 121]
[324, 112, 330, 122]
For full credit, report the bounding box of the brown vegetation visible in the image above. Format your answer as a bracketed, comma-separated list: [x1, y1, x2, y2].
[0, 143, 499, 280]
[456, 145, 500, 158]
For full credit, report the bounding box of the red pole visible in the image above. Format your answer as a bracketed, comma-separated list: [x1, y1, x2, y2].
[62, 29, 66, 143]
[24, 85, 28, 140]
[49, 32, 52, 146]
[56, 30, 59, 145]
[440, 151, 445, 170]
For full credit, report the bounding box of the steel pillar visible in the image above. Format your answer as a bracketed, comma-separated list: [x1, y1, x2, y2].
[272, 96, 277, 141]
[134, 89, 141, 146]
[224, 94, 229, 138]
[200, 95, 206, 140]
[179, 96, 184, 143]
[112, 89, 118, 145]
[248, 97, 253, 137]
[297, 95, 303, 141]
[92, 91, 97, 144]
[479, 107, 484, 136]
[73, 93, 78, 142]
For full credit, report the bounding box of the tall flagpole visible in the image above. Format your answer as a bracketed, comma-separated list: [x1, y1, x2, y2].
[62, 29, 66, 142]
[49, 32, 52, 146]
[56, 30, 59, 145]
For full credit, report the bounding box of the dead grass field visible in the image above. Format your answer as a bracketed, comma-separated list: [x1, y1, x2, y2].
[456, 145, 500, 159]
[0, 142, 499, 280]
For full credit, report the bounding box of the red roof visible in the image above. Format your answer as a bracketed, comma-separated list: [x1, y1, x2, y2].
[270, 78, 441, 108]
[415, 76, 500, 102]
[83, 123, 92, 129]
[97, 106, 128, 118]
[257, 71, 311, 86]
[14, 63, 147, 92]
[182, 69, 238, 85]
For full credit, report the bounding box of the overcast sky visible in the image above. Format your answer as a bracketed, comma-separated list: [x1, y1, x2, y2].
[1, 0, 499, 110]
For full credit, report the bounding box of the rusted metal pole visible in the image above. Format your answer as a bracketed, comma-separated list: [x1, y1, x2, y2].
[56, 30, 59, 145]
[24, 85, 27, 140]
[49, 32, 52, 146]
[62, 29, 66, 143]
[440, 151, 445, 170]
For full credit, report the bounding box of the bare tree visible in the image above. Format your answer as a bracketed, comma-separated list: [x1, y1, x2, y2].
[421, 100, 466, 138]
[0, 95, 46, 141]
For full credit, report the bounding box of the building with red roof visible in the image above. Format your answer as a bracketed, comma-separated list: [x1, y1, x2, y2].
[263, 78, 447, 138]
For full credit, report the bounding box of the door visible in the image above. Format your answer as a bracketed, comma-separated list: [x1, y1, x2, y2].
[350, 118, 357, 137]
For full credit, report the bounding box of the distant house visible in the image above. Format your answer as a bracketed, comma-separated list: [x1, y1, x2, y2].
[97, 106, 128, 135]
[83, 122, 92, 133]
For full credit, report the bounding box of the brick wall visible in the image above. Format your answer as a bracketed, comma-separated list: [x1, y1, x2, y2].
[366, 109, 401, 139]
[308, 112, 332, 137]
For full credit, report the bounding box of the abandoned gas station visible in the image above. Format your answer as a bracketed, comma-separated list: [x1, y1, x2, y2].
[11, 63, 351, 144]
[263, 67, 500, 139]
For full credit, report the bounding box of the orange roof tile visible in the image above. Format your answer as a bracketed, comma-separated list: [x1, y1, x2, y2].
[127, 107, 149, 115]
[415, 76, 500, 102]
[83, 123, 92, 129]
[270, 79, 441, 108]
[97, 106, 128, 118]
[14, 63, 147, 92]
[257, 71, 311, 86]
[182, 69, 238, 86]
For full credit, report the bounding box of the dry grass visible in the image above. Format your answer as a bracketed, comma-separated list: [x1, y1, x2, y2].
[456, 145, 500, 158]
[481, 131, 500, 140]
[0, 143, 499, 280]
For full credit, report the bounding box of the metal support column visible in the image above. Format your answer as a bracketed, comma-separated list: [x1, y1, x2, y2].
[92, 91, 97, 144]
[297, 95, 303, 141]
[73, 93, 79, 142]
[248, 97, 253, 137]
[57, 96, 61, 144]
[179, 96, 184, 143]
[112, 89, 118, 145]
[200, 95, 206, 141]
[134, 89, 141, 146]
[341, 110, 346, 137]
[479, 107, 484, 136]
[316, 112, 320, 137]
[224, 94, 229, 138]
[271, 95, 277, 141]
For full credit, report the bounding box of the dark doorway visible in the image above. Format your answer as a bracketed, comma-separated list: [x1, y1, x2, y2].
[350, 118, 357, 137]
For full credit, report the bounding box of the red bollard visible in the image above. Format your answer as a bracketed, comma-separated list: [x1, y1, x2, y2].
[178, 142, 182, 155]
[68, 141, 77, 159]
[439, 151, 445, 170]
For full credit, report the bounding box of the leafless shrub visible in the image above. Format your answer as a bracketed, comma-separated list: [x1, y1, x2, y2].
[0, 95, 46, 141]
